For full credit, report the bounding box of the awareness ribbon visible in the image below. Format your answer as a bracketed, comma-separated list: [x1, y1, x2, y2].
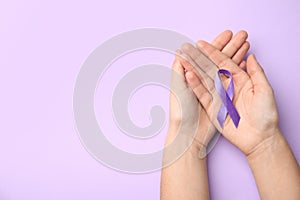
[214, 69, 240, 128]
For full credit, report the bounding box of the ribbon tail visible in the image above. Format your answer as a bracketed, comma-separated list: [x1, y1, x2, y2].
[224, 91, 240, 128]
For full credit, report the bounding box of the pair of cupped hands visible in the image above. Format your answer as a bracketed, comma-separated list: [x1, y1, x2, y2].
[168, 30, 279, 158]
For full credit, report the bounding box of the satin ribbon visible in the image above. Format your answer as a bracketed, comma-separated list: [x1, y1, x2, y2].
[214, 69, 240, 128]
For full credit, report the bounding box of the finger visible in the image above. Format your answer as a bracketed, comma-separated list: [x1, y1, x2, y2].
[197, 40, 252, 91]
[172, 51, 185, 76]
[246, 54, 271, 93]
[221, 30, 248, 58]
[181, 43, 218, 79]
[197, 40, 244, 75]
[179, 52, 216, 94]
[211, 30, 233, 51]
[177, 47, 208, 80]
[239, 60, 247, 71]
[185, 71, 213, 114]
[185, 71, 222, 132]
[176, 48, 198, 72]
[232, 41, 250, 64]
[170, 51, 189, 91]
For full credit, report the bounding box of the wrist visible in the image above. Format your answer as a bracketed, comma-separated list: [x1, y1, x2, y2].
[245, 129, 300, 199]
[165, 125, 207, 159]
[246, 129, 285, 163]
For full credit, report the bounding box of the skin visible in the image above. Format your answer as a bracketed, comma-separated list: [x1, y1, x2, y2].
[160, 30, 250, 200]
[183, 38, 300, 199]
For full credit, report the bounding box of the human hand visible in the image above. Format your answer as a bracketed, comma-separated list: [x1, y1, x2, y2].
[167, 31, 250, 154]
[161, 31, 250, 200]
[181, 39, 279, 156]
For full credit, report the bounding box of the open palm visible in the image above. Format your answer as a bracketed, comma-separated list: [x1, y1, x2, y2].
[168, 31, 251, 155]
[182, 40, 279, 155]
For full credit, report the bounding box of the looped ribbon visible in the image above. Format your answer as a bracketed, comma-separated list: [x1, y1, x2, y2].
[214, 69, 240, 128]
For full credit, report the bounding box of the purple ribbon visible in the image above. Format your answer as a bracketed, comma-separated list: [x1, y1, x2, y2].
[214, 69, 240, 128]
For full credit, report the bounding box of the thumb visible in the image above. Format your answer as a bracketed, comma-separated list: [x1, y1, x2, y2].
[246, 54, 271, 93]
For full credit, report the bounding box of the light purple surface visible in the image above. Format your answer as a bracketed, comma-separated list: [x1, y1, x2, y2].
[1, 0, 299, 199]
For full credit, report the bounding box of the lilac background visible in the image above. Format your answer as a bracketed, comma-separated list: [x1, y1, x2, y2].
[1, 0, 300, 199]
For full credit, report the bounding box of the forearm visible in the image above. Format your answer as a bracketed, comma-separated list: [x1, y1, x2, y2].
[247, 130, 300, 200]
[160, 126, 210, 200]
